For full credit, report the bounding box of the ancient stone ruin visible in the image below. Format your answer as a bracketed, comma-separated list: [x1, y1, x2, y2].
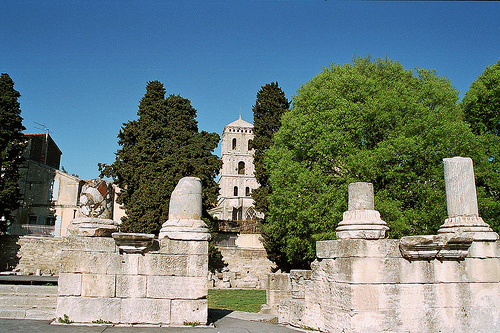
[66, 179, 119, 237]
[56, 177, 209, 325]
[271, 156, 500, 332]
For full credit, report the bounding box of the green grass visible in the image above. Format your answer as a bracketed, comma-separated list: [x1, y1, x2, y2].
[208, 289, 266, 313]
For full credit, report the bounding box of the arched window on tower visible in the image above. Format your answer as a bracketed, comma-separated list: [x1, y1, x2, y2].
[248, 139, 252, 151]
[245, 187, 250, 196]
[238, 161, 245, 174]
[234, 186, 238, 196]
[232, 138, 236, 150]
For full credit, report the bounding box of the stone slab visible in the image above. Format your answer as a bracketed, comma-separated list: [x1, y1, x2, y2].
[138, 253, 188, 276]
[116, 274, 146, 298]
[81, 273, 115, 297]
[121, 298, 171, 324]
[316, 239, 401, 259]
[170, 299, 208, 325]
[107, 253, 140, 275]
[60, 236, 117, 252]
[147, 276, 207, 299]
[60, 250, 110, 274]
[158, 238, 208, 255]
[55, 296, 121, 323]
[58, 273, 82, 296]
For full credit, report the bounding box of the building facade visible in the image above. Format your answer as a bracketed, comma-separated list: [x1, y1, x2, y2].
[208, 116, 263, 224]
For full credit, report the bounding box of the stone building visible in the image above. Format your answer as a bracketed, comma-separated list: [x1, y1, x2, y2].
[208, 116, 263, 226]
[8, 133, 124, 237]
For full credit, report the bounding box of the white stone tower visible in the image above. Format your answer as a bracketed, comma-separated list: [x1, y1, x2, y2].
[209, 116, 263, 222]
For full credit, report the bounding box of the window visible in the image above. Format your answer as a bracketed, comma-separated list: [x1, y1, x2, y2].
[46, 216, 56, 226]
[246, 187, 250, 196]
[238, 161, 245, 175]
[232, 138, 236, 150]
[248, 139, 252, 151]
[234, 186, 238, 196]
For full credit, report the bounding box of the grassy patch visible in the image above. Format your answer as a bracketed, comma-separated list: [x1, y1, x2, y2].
[208, 289, 266, 313]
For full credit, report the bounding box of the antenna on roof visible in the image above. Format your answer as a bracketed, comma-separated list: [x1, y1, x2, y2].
[239, 107, 242, 119]
[34, 122, 49, 135]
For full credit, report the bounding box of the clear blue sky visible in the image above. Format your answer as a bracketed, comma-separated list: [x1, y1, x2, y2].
[2, 1, 499, 180]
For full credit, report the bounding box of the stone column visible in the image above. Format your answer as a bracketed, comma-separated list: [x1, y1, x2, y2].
[438, 157, 498, 241]
[335, 182, 389, 239]
[158, 177, 210, 240]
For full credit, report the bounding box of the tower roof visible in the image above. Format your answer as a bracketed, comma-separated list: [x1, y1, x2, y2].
[226, 115, 253, 128]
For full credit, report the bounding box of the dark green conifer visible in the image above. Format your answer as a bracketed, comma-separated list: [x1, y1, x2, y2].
[100, 81, 221, 235]
[0, 73, 26, 232]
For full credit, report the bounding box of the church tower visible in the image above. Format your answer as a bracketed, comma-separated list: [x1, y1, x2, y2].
[209, 116, 262, 222]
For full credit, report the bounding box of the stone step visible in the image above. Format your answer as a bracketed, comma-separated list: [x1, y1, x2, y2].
[0, 306, 55, 320]
[0, 295, 57, 308]
[0, 284, 58, 296]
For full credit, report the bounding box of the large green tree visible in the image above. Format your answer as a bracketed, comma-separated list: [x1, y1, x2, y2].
[461, 58, 500, 234]
[0, 74, 26, 232]
[100, 81, 221, 234]
[264, 57, 489, 270]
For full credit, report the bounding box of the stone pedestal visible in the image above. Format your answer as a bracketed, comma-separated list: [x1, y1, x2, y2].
[159, 177, 210, 241]
[336, 182, 389, 239]
[438, 157, 498, 241]
[67, 218, 119, 237]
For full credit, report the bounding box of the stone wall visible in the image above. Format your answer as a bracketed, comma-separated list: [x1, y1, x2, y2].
[56, 236, 208, 325]
[0, 236, 62, 275]
[214, 246, 275, 289]
[285, 239, 500, 333]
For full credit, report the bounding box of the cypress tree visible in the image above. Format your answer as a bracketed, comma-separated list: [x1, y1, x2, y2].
[250, 82, 290, 270]
[100, 81, 221, 234]
[250, 82, 290, 215]
[0, 73, 26, 232]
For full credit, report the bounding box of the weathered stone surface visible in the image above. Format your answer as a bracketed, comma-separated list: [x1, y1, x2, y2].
[78, 179, 114, 219]
[438, 157, 499, 241]
[158, 177, 210, 241]
[399, 234, 472, 261]
[81, 273, 115, 297]
[138, 254, 189, 276]
[336, 182, 389, 240]
[171, 299, 208, 325]
[316, 239, 401, 259]
[290, 270, 312, 299]
[67, 217, 119, 237]
[116, 274, 146, 298]
[121, 298, 170, 324]
[112, 232, 155, 254]
[61, 236, 116, 252]
[348, 182, 375, 211]
[55, 296, 121, 323]
[60, 250, 110, 274]
[146, 276, 207, 299]
[107, 253, 140, 275]
[279, 298, 305, 327]
[159, 238, 208, 255]
[58, 273, 82, 296]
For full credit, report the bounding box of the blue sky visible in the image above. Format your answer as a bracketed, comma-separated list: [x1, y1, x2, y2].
[2, 1, 499, 179]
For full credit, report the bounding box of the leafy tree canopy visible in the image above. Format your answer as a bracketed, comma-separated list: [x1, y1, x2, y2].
[100, 81, 221, 235]
[461, 58, 500, 236]
[264, 56, 494, 270]
[0, 73, 26, 232]
[462, 58, 500, 136]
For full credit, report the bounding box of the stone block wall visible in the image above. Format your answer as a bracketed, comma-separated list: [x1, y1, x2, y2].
[290, 239, 500, 333]
[56, 236, 208, 325]
[214, 246, 274, 289]
[9, 236, 62, 275]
